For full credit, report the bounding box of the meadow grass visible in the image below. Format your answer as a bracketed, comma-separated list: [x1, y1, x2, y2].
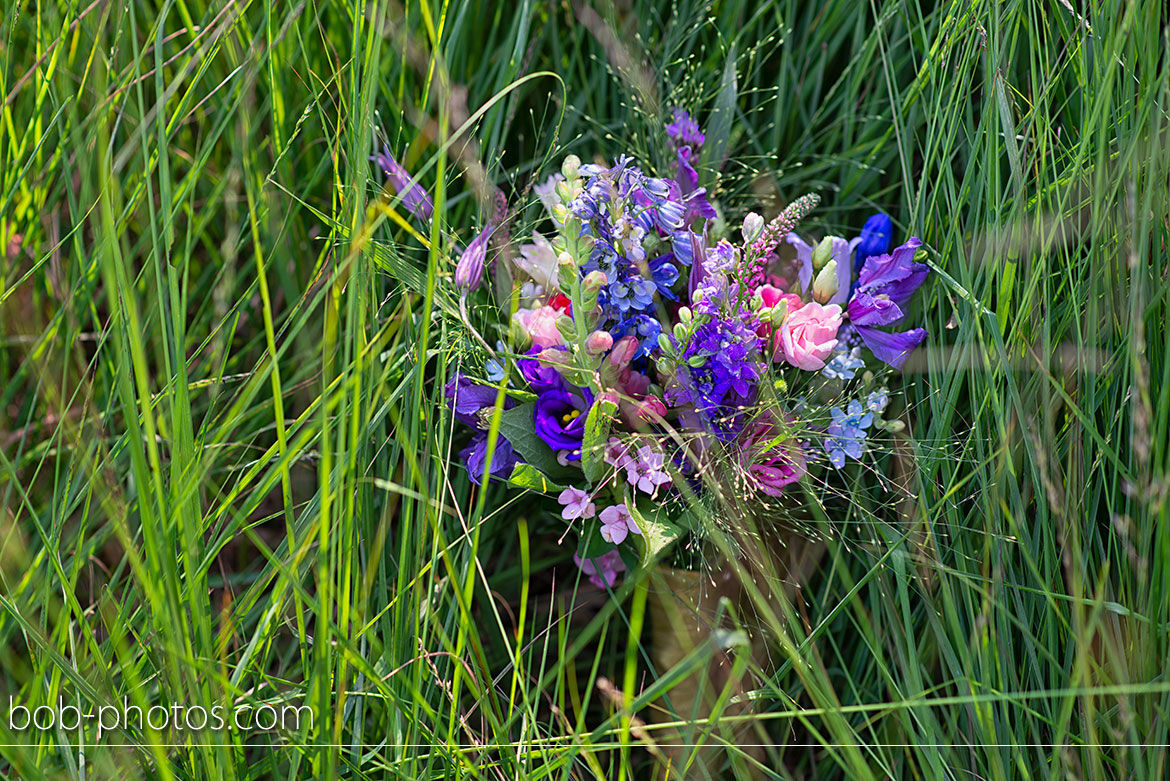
[1, 0, 1168, 778]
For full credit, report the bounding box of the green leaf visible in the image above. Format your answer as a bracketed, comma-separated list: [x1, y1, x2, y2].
[580, 394, 618, 485]
[506, 463, 565, 494]
[628, 501, 683, 564]
[699, 43, 737, 190]
[496, 403, 577, 482]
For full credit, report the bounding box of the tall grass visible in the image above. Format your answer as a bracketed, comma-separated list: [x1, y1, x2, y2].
[2, 0, 1167, 778]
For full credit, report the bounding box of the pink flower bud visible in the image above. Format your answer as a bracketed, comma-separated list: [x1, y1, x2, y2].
[636, 395, 667, 422]
[585, 330, 614, 354]
[608, 335, 639, 367]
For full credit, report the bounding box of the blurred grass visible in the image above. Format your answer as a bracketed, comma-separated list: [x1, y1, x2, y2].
[1, 0, 1168, 778]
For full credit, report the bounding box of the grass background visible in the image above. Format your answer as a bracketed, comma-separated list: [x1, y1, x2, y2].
[2, 0, 1168, 777]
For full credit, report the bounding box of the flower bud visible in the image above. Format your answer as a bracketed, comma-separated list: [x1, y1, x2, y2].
[454, 224, 494, 290]
[581, 270, 608, 312]
[556, 251, 577, 292]
[609, 335, 639, 367]
[552, 203, 569, 225]
[741, 212, 765, 243]
[812, 260, 839, 303]
[585, 330, 614, 354]
[657, 333, 674, 355]
[555, 179, 573, 201]
[561, 154, 581, 179]
[769, 299, 789, 328]
[555, 314, 578, 342]
[677, 306, 692, 324]
[636, 395, 667, 422]
[686, 354, 707, 368]
[811, 236, 835, 271]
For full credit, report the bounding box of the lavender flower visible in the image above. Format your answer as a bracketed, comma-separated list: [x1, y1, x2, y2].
[624, 446, 672, 495]
[603, 437, 630, 468]
[598, 503, 642, 544]
[574, 550, 626, 589]
[665, 107, 705, 147]
[370, 145, 433, 220]
[558, 486, 596, 521]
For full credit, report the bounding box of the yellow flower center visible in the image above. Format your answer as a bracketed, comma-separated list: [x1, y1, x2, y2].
[561, 409, 581, 424]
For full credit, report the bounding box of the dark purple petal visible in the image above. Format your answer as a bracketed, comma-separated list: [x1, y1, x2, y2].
[518, 347, 565, 393]
[445, 374, 510, 426]
[459, 432, 520, 485]
[533, 388, 591, 458]
[857, 237, 924, 289]
[675, 146, 699, 194]
[856, 326, 927, 369]
[847, 292, 906, 326]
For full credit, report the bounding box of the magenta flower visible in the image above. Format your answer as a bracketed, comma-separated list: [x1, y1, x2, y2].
[624, 445, 672, 495]
[598, 503, 641, 544]
[739, 416, 807, 497]
[573, 550, 626, 589]
[558, 486, 596, 521]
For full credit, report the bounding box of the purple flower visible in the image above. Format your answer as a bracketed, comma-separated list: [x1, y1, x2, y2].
[603, 437, 630, 468]
[846, 238, 930, 369]
[624, 446, 672, 495]
[445, 374, 511, 426]
[460, 432, 520, 484]
[558, 486, 596, 521]
[598, 503, 642, 544]
[822, 400, 871, 469]
[665, 107, 705, 147]
[370, 145, 433, 220]
[533, 387, 591, 460]
[454, 223, 495, 291]
[518, 347, 565, 394]
[574, 550, 626, 589]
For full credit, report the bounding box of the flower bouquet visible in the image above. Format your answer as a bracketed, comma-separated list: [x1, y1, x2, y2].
[425, 108, 930, 763]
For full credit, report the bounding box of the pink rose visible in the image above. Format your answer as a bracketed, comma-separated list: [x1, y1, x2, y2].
[513, 305, 564, 348]
[757, 284, 802, 310]
[776, 301, 842, 370]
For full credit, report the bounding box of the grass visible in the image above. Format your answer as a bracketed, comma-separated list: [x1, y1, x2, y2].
[2, 0, 1168, 777]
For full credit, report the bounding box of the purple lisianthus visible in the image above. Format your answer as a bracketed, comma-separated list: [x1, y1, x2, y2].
[445, 373, 511, 426]
[460, 432, 521, 485]
[534, 387, 592, 460]
[518, 346, 566, 393]
[845, 238, 929, 369]
[370, 145, 433, 220]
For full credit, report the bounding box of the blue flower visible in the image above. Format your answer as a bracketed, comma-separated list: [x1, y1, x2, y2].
[612, 315, 662, 359]
[846, 237, 929, 369]
[608, 276, 657, 314]
[484, 341, 507, 382]
[823, 400, 872, 469]
[853, 213, 893, 273]
[822, 347, 866, 380]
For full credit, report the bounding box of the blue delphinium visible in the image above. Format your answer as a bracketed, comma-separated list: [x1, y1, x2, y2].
[823, 400, 873, 469]
[568, 155, 713, 343]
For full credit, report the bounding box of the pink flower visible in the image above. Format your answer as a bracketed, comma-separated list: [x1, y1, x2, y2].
[573, 550, 626, 589]
[513, 305, 564, 348]
[598, 503, 641, 544]
[624, 446, 672, 495]
[776, 301, 842, 370]
[757, 284, 802, 311]
[603, 437, 630, 468]
[739, 416, 807, 497]
[558, 486, 596, 521]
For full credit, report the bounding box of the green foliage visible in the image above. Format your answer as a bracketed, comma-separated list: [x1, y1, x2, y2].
[1, 0, 1168, 778]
